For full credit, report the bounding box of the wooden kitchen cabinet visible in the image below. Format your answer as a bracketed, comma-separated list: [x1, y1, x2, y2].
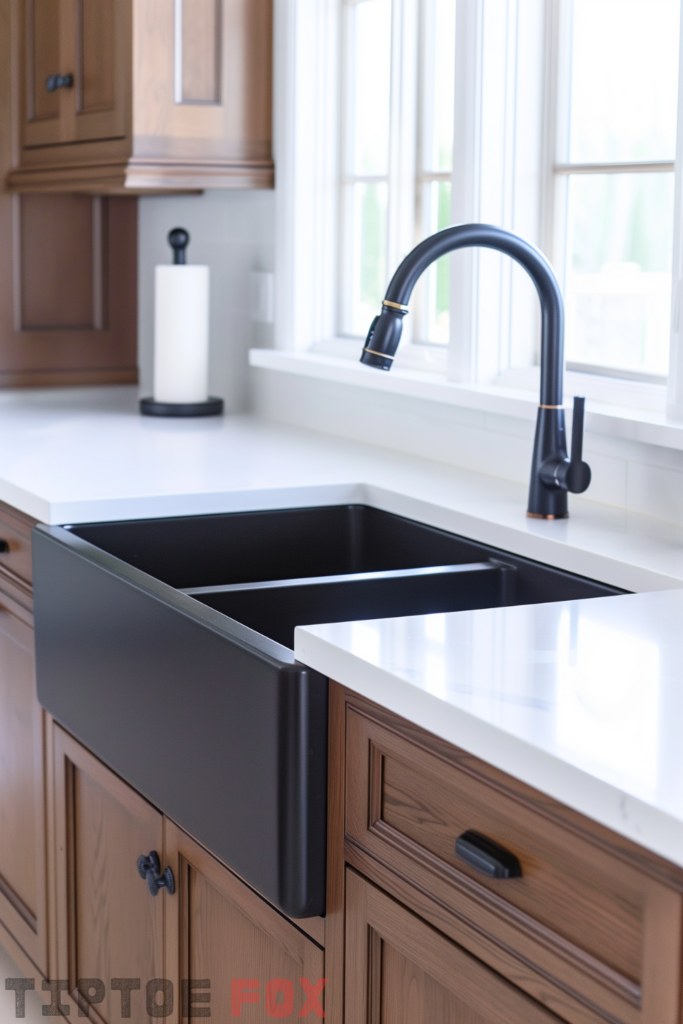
[345, 869, 560, 1024]
[52, 725, 165, 1024]
[0, 1, 138, 389]
[329, 683, 683, 1024]
[8, 0, 274, 194]
[51, 727, 325, 1022]
[0, 503, 50, 979]
[0, 597, 49, 976]
[19, 0, 127, 152]
[165, 820, 326, 1021]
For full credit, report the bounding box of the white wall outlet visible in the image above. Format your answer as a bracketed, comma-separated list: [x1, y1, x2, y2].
[250, 271, 275, 324]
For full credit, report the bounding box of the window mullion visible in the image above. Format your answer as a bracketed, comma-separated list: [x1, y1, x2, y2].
[386, 0, 418, 343]
[448, 0, 483, 382]
[667, 0, 683, 417]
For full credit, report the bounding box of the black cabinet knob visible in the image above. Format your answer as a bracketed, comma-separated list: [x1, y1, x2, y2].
[0, 540, 9, 553]
[137, 851, 175, 896]
[46, 73, 74, 92]
[455, 830, 522, 879]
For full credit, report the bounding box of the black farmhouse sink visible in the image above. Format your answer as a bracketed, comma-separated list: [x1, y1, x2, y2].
[32, 505, 623, 919]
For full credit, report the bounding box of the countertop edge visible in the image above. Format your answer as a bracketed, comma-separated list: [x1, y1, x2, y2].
[294, 627, 683, 871]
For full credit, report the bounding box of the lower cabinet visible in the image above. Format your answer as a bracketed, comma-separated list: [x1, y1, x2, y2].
[53, 726, 165, 1022]
[53, 724, 325, 1022]
[0, 601, 48, 975]
[165, 821, 325, 1021]
[345, 869, 559, 1024]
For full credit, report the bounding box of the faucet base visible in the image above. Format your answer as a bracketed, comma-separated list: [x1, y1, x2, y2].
[526, 512, 569, 520]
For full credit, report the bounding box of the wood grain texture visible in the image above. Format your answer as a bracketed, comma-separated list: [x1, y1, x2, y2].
[8, 0, 272, 192]
[339, 686, 683, 1024]
[79, 0, 116, 115]
[20, 194, 97, 329]
[325, 679, 346, 1024]
[0, 602, 47, 975]
[26, 0, 60, 125]
[0, 502, 36, 589]
[53, 726, 164, 1024]
[345, 869, 564, 1024]
[0, 12, 138, 391]
[70, 0, 128, 143]
[345, 840, 605, 1024]
[165, 819, 325, 1023]
[181, 0, 220, 104]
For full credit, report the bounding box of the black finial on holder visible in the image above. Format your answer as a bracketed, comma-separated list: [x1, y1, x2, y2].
[168, 228, 190, 265]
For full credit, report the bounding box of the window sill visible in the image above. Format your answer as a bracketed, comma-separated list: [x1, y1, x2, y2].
[248, 347, 683, 453]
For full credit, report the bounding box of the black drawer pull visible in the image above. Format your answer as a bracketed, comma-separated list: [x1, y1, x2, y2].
[455, 830, 522, 879]
[0, 540, 9, 553]
[137, 851, 175, 896]
[46, 73, 73, 92]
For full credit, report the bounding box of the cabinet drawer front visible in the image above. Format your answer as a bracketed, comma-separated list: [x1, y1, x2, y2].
[346, 869, 561, 1024]
[345, 706, 682, 1024]
[0, 506, 34, 586]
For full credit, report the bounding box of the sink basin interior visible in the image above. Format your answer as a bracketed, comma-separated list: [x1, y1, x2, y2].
[69, 505, 625, 649]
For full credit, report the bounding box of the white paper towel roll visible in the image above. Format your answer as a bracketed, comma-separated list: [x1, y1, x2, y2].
[153, 264, 210, 404]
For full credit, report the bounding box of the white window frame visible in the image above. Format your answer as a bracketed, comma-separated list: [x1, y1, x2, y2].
[272, 0, 683, 421]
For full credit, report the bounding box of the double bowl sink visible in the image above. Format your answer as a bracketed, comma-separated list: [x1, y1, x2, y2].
[33, 505, 622, 918]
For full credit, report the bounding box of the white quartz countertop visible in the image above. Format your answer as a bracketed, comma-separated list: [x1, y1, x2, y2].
[296, 593, 683, 868]
[4, 385, 683, 594]
[6, 384, 683, 866]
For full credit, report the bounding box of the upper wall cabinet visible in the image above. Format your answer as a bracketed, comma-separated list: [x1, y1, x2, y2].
[7, 0, 273, 194]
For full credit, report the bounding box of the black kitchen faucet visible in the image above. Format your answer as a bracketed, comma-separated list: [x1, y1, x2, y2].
[360, 223, 591, 519]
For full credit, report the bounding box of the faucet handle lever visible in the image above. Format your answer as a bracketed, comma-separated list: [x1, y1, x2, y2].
[565, 396, 591, 493]
[571, 396, 585, 464]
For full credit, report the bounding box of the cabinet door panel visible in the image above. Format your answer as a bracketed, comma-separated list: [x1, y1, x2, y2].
[54, 726, 165, 1024]
[79, 0, 116, 113]
[22, 0, 63, 146]
[72, 0, 127, 141]
[180, 0, 220, 104]
[165, 820, 325, 1023]
[0, 604, 47, 974]
[345, 869, 562, 1024]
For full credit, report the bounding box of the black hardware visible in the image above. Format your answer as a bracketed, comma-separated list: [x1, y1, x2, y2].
[46, 74, 73, 92]
[359, 224, 592, 518]
[168, 227, 190, 265]
[455, 830, 522, 879]
[0, 540, 9, 553]
[137, 851, 175, 896]
[140, 396, 223, 418]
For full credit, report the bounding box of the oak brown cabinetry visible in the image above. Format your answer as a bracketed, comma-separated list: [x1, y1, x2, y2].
[0, 587, 48, 975]
[8, 0, 274, 193]
[328, 684, 683, 1024]
[0, 1, 138, 388]
[52, 725, 165, 1024]
[165, 819, 325, 1021]
[345, 869, 562, 1024]
[0, 504, 50, 977]
[50, 731, 325, 1022]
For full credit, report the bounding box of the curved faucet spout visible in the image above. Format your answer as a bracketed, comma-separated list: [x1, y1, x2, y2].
[359, 223, 591, 518]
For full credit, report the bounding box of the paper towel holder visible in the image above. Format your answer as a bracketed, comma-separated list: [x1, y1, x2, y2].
[141, 227, 224, 418]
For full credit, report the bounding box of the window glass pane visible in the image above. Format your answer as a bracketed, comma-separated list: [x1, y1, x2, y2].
[421, 0, 456, 172]
[569, 0, 679, 163]
[349, 182, 388, 336]
[348, 0, 392, 175]
[565, 172, 674, 376]
[418, 180, 452, 344]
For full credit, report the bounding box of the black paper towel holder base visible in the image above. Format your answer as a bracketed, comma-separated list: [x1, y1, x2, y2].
[140, 397, 224, 417]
